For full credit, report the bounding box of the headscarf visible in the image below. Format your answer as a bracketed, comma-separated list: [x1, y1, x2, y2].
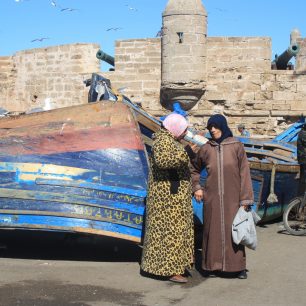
[207, 114, 233, 144]
[162, 113, 188, 138]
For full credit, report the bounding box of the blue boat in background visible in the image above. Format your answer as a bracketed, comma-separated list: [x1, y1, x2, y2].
[0, 73, 303, 243]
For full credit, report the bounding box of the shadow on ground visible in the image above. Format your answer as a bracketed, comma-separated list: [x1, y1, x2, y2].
[0, 230, 142, 262]
[0, 280, 145, 306]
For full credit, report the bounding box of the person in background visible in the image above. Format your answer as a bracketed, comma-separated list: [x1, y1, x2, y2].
[191, 114, 254, 279]
[141, 113, 194, 283]
[238, 124, 250, 137]
[297, 123, 306, 195]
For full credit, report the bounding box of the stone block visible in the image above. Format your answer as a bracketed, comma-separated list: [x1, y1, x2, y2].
[253, 102, 271, 110]
[274, 71, 296, 81]
[116, 55, 131, 63]
[205, 91, 225, 101]
[290, 101, 306, 111]
[116, 41, 135, 48]
[273, 91, 300, 100]
[272, 104, 290, 110]
[71, 54, 82, 60]
[297, 82, 306, 92]
[143, 81, 161, 90]
[271, 110, 305, 116]
[225, 110, 270, 116]
[255, 91, 273, 100]
[148, 57, 161, 63]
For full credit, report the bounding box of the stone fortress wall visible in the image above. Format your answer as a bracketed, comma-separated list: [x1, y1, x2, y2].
[0, 43, 100, 112]
[96, 34, 306, 136]
[1, 1, 306, 136]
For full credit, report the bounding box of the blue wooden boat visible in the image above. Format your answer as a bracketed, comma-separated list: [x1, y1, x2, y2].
[0, 102, 149, 242]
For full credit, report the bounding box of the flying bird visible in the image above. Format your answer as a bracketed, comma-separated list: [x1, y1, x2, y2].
[60, 7, 78, 12]
[156, 26, 167, 37]
[125, 4, 138, 11]
[214, 7, 228, 12]
[50, 0, 56, 7]
[31, 37, 50, 42]
[106, 27, 122, 31]
[156, 28, 163, 37]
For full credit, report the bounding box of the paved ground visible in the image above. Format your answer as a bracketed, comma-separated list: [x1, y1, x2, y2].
[0, 221, 305, 306]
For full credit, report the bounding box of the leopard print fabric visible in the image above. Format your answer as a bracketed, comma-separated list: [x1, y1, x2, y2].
[141, 128, 194, 276]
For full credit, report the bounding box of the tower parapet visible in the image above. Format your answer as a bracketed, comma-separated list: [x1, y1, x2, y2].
[161, 0, 207, 111]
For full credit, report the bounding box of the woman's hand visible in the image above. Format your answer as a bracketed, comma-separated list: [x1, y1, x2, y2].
[191, 144, 199, 153]
[242, 204, 251, 211]
[194, 189, 204, 202]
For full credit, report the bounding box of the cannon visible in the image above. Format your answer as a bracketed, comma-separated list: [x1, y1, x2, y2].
[96, 49, 115, 67]
[272, 43, 300, 70]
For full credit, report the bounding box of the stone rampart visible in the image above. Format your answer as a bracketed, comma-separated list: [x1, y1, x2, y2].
[0, 43, 100, 112]
[1, 37, 306, 136]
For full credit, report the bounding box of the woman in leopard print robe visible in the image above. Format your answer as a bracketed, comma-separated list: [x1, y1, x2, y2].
[141, 114, 194, 282]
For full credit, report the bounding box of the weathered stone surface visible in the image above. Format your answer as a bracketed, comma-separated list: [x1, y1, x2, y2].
[0, 43, 100, 111]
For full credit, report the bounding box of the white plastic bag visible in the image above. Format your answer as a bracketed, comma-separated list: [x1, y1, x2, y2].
[232, 207, 259, 250]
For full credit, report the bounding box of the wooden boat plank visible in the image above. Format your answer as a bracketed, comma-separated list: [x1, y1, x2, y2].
[249, 160, 299, 172]
[0, 214, 141, 242]
[244, 148, 296, 163]
[0, 188, 144, 214]
[0, 209, 142, 229]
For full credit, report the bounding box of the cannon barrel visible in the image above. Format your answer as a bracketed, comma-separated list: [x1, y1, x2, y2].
[96, 49, 115, 67]
[274, 43, 300, 70]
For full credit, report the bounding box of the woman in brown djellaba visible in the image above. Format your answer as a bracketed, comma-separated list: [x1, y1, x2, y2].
[141, 113, 194, 283]
[191, 114, 254, 279]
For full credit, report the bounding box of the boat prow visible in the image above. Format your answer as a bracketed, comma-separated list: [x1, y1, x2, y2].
[0, 102, 149, 242]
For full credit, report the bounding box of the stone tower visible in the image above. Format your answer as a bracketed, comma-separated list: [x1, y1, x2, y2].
[160, 0, 207, 111]
[290, 28, 301, 44]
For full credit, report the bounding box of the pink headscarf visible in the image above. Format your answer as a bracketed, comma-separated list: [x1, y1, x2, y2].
[162, 113, 188, 138]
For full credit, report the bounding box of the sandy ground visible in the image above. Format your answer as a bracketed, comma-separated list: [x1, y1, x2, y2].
[0, 221, 305, 306]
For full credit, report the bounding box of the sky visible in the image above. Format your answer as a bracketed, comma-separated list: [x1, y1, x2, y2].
[0, 0, 305, 71]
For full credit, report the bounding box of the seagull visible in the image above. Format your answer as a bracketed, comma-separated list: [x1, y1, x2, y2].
[214, 7, 228, 12]
[0, 108, 9, 117]
[125, 4, 138, 11]
[50, 0, 56, 7]
[31, 37, 50, 42]
[156, 28, 163, 37]
[117, 87, 127, 94]
[156, 26, 167, 37]
[106, 27, 122, 31]
[60, 7, 78, 12]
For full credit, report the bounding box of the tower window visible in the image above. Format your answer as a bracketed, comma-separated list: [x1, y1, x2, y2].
[177, 32, 184, 43]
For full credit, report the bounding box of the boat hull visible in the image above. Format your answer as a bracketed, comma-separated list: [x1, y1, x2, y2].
[250, 162, 299, 222]
[0, 102, 149, 242]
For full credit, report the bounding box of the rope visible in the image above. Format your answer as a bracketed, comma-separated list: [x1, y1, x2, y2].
[111, 87, 123, 102]
[267, 162, 278, 203]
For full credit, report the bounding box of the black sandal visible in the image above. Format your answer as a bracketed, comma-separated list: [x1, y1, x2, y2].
[237, 270, 247, 279]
